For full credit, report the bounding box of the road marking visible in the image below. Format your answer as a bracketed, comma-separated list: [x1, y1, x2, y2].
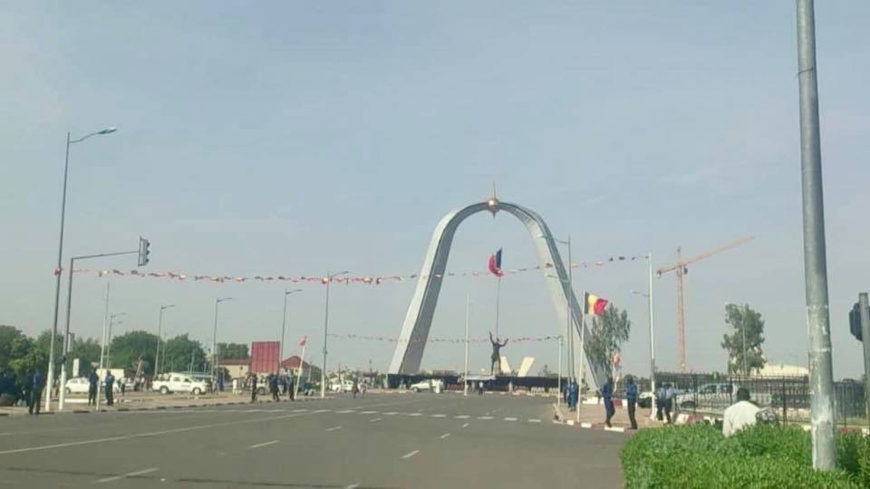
[504, 417, 518, 422]
[439, 433, 451, 439]
[314, 409, 331, 413]
[326, 426, 342, 432]
[359, 410, 377, 414]
[409, 413, 423, 417]
[529, 419, 542, 423]
[291, 409, 308, 413]
[0, 398, 424, 457]
[247, 440, 279, 449]
[384, 412, 398, 416]
[432, 414, 446, 418]
[97, 467, 158, 483]
[336, 410, 356, 414]
[461, 423, 469, 428]
[455, 415, 470, 419]
[478, 416, 493, 420]
[401, 449, 420, 459]
[370, 418, 382, 422]
[346, 485, 360, 489]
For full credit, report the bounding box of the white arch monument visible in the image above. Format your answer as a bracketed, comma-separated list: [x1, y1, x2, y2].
[387, 196, 608, 392]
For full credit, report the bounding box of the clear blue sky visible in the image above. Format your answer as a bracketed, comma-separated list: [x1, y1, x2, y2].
[2, 2, 868, 378]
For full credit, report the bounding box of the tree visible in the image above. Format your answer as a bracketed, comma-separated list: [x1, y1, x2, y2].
[218, 342, 249, 360]
[71, 337, 102, 376]
[161, 334, 207, 375]
[109, 331, 158, 375]
[34, 329, 64, 379]
[6, 331, 47, 397]
[721, 303, 766, 376]
[586, 305, 632, 376]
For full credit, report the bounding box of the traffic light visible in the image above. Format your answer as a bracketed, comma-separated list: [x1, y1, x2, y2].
[138, 237, 150, 267]
[849, 302, 865, 342]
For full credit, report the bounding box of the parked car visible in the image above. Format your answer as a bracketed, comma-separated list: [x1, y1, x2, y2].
[64, 377, 90, 395]
[410, 379, 444, 393]
[152, 373, 208, 395]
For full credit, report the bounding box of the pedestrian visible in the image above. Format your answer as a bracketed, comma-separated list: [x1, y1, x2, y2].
[663, 383, 674, 424]
[269, 374, 280, 402]
[87, 370, 99, 406]
[120, 377, 126, 396]
[625, 376, 638, 430]
[655, 384, 666, 421]
[250, 374, 258, 403]
[602, 376, 615, 428]
[28, 369, 45, 415]
[723, 387, 760, 436]
[352, 379, 360, 399]
[288, 376, 295, 401]
[105, 371, 115, 406]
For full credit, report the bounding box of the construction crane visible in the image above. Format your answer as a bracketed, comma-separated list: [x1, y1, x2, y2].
[657, 235, 755, 373]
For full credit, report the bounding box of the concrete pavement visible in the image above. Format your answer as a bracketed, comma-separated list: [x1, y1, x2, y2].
[0, 392, 626, 488]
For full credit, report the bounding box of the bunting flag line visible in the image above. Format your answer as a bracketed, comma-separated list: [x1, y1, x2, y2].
[58, 254, 646, 285]
[326, 332, 562, 344]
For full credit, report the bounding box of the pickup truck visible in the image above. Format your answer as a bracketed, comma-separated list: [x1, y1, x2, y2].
[152, 373, 209, 395]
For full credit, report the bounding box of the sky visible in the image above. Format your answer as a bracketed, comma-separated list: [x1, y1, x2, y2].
[2, 1, 869, 379]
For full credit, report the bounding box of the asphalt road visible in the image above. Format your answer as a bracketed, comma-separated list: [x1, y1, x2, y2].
[0, 393, 626, 488]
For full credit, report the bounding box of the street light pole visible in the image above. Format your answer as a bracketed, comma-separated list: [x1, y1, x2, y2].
[321, 271, 349, 399]
[155, 305, 175, 377]
[280, 289, 303, 373]
[46, 127, 117, 412]
[212, 297, 232, 390]
[106, 313, 126, 369]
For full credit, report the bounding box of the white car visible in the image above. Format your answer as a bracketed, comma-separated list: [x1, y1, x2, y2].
[64, 377, 90, 394]
[152, 373, 209, 395]
[410, 379, 443, 393]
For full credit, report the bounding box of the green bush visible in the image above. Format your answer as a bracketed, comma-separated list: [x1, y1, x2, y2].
[0, 393, 16, 407]
[621, 424, 865, 488]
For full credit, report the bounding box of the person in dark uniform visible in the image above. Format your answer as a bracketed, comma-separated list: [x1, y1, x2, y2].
[625, 376, 639, 430]
[87, 370, 99, 406]
[250, 374, 259, 403]
[28, 370, 45, 415]
[288, 376, 295, 401]
[104, 372, 115, 406]
[269, 374, 280, 402]
[602, 376, 615, 428]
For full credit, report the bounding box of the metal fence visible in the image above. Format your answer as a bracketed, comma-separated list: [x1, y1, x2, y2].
[624, 372, 865, 426]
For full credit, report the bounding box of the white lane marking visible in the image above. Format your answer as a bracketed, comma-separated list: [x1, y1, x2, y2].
[0, 398, 424, 457]
[370, 418, 382, 422]
[478, 416, 493, 420]
[346, 485, 360, 489]
[409, 413, 423, 417]
[359, 410, 377, 414]
[291, 409, 308, 413]
[439, 433, 450, 439]
[326, 426, 342, 432]
[97, 467, 158, 483]
[336, 410, 356, 414]
[401, 449, 420, 459]
[432, 414, 446, 418]
[313, 409, 331, 413]
[455, 415, 470, 419]
[247, 440, 279, 449]
[504, 417, 518, 422]
[461, 423, 469, 428]
[384, 412, 398, 416]
[529, 419, 542, 423]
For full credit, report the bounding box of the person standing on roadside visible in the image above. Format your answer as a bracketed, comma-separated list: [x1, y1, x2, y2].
[250, 374, 259, 403]
[104, 371, 115, 406]
[602, 376, 615, 428]
[28, 369, 45, 415]
[625, 376, 638, 430]
[87, 370, 99, 406]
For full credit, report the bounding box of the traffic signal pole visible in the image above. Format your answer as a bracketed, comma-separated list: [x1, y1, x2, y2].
[859, 293, 870, 423]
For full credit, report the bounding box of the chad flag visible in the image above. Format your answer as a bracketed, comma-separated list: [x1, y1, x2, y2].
[584, 292, 609, 316]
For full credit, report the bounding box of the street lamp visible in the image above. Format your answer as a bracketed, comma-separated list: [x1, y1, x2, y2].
[322, 271, 350, 399]
[280, 289, 303, 373]
[105, 313, 126, 370]
[212, 297, 232, 390]
[155, 305, 176, 377]
[46, 126, 117, 411]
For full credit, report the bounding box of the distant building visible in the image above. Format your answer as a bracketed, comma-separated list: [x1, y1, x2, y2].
[280, 355, 321, 380]
[755, 363, 809, 378]
[221, 358, 250, 380]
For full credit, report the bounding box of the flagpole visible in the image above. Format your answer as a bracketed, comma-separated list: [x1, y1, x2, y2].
[294, 340, 306, 399]
[495, 276, 502, 340]
[464, 293, 470, 396]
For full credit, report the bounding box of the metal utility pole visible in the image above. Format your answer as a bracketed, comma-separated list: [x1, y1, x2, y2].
[557, 336, 562, 407]
[796, 0, 836, 470]
[46, 127, 117, 412]
[96, 283, 110, 411]
[280, 289, 303, 373]
[155, 305, 175, 377]
[859, 293, 870, 423]
[212, 297, 232, 389]
[321, 271, 349, 399]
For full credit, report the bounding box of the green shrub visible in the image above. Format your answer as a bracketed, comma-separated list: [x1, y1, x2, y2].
[621, 424, 862, 488]
[0, 393, 15, 407]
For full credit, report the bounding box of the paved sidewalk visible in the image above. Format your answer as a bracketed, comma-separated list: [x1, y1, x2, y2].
[0, 392, 328, 417]
[552, 399, 663, 432]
